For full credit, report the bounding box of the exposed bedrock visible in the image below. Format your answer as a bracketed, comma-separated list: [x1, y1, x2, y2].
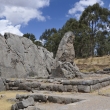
[0, 33, 54, 78]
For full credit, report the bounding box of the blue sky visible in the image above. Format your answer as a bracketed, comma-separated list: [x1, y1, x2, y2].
[0, 0, 110, 39]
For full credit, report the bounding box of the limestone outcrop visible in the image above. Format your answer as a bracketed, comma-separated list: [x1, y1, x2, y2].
[0, 33, 54, 78]
[51, 31, 84, 78]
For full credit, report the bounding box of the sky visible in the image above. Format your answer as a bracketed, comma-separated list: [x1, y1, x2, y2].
[0, 0, 110, 40]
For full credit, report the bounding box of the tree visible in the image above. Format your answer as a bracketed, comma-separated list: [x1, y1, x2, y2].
[34, 41, 43, 47]
[23, 33, 36, 43]
[59, 18, 91, 58]
[23, 33, 43, 47]
[79, 3, 110, 56]
[40, 28, 58, 57]
[40, 28, 57, 41]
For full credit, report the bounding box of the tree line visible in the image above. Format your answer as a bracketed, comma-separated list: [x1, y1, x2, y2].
[23, 3, 110, 58]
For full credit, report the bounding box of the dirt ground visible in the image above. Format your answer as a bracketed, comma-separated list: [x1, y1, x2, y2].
[74, 55, 110, 72]
[0, 86, 110, 110]
[0, 91, 28, 110]
[35, 86, 110, 110]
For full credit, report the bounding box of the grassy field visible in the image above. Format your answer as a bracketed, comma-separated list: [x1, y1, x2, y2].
[0, 91, 28, 110]
[74, 55, 110, 72]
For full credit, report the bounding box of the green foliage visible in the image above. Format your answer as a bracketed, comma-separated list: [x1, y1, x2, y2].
[34, 41, 43, 47]
[24, 3, 110, 58]
[79, 3, 110, 56]
[23, 33, 36, 43]
[40, 28, 58, 57]
[23, 33, 43, 47]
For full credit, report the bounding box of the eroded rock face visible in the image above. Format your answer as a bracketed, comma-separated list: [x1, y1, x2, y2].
[0, 33, 54, 78]
[51, 31, 84, 79]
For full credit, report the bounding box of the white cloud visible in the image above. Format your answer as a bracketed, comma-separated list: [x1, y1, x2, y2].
[68, 0, 104, 19]
[0, 6, 45, 25]
[0, 0, 50, 25]
[0, 0, 50, 36]
[0, 20, 23, 36]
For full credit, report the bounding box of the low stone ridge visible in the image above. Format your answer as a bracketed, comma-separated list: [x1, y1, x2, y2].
[16, 93, 82, 104]
[12, 93, 82, 110]
[51, 31, 84, 79]
[11, 97, 42, 110]
[5, 76, 110, 93]
[0, 33, 54, 78]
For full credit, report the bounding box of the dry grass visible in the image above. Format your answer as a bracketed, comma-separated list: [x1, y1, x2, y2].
[0, 91, 28, 110]
[100, 88, 110, 94]
[74, 55, 110, 72]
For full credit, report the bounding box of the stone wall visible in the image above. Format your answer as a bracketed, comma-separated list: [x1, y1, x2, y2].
[3, 76, 110, 93]
[12, 93, 82, 110]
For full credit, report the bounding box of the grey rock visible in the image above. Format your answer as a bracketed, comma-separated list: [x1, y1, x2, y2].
[17, 97, 34, 109]
[103, 68, 110, 71]
[70, 80, 83, 85]
[61, 80, 71, 85]
[11, 103, 18, 110]
[39, 85, 47, 90]
[25, 106, 39, 110]
[78, 85, 91, 93]
[18, 83, 31, 91]
[100, 81, 110, 87]
[91, 83, 100, 91]
[55, 31, 75, 62]
[0, 33, 54, 78]
[0, 77, 5, 91]
[72, 86, 78, 92]
[63, 98, 72, 104]
[57, 85, 65, 92]
[48, 96, 63, 103]
[64, 85, 73, 92]
[52, 85, 59, 91]
[51, 31, 84, 79]
[16, 94, 28, 101]
[31, 82, 41, 88]
[30, 94, 47, 102]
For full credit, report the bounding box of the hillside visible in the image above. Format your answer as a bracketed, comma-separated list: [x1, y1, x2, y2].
[74, 55, 110, 73]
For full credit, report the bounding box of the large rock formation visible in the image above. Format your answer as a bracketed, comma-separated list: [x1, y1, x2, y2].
[0, 33, 54, 78]
[51, 31, 84, 79]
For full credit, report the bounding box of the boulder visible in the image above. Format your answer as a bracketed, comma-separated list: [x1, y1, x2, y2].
[17, 97, 34, 109]
[0, 33, 54, 78]
[51, 31, 84, 79]
[30, 94, 47, 102]
[78, 85, 91, 93]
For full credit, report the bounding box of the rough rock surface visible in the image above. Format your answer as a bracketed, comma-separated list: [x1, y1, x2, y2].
[51, 31, 84, 78]
[55, 31, 75, 63]
[0, 33, 54, 78]
[0, 78, 5, 91]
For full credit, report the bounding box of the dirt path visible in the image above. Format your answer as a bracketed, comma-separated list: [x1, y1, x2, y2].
[34, 86, 110, 110]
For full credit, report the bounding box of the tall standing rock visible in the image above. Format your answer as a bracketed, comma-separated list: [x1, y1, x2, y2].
[51, 31, 84, 79]
[0, 33, 54, 78]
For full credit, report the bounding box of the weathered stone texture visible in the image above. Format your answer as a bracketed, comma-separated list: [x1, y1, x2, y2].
[0, 78, 5, 91]
[0, 33, 54, 78]
[51, 31, 84, 78]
